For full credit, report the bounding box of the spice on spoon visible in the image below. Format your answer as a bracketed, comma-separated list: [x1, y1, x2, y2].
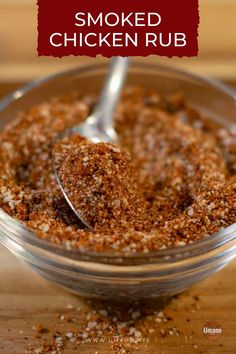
[54, 136, 148, 232]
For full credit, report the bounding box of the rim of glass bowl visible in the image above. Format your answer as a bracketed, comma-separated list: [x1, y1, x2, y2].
[0, 61, 236, 265]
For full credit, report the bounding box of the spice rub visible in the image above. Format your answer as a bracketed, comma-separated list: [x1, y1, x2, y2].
[54, 137, 148, 232]
[0, 87, 236, 253]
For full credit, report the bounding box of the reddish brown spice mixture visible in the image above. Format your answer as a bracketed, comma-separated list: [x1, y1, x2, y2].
[0, 86, 236, 253]
[54, 136, 149, 232]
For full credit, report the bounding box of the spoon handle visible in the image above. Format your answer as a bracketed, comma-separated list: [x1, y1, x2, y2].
[93, 57, 129, 132]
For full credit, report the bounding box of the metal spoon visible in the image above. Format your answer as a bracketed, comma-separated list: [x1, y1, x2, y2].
[53, 57, 129, 229]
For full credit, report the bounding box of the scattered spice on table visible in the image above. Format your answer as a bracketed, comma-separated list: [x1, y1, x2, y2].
[22, 291, 204, 354]
[0, 86, 236, 253]
[24, 297, 180, 354]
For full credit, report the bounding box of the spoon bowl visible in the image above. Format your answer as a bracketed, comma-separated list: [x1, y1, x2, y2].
[53, 57, 129, 228]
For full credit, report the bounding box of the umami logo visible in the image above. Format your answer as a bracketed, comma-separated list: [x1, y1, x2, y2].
[202, 321, 222, 340]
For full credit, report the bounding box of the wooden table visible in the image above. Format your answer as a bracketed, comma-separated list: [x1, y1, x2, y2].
[0, 83, 236, 354]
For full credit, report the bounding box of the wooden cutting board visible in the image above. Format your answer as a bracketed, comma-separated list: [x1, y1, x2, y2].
[0, 244, 235, 354]
[0, 84, 236, 354]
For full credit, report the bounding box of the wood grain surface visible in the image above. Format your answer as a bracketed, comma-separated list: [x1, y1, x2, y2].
[0, 244, 235, 354]
[0, 84, 236, 354]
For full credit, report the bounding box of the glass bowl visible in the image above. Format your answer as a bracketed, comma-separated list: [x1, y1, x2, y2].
[0, 62, 236, 300]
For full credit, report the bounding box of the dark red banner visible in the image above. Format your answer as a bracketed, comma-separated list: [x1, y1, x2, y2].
[37, 0, 199, 58]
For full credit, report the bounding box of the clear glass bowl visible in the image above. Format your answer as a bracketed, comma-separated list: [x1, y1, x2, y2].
[0, 62, 236, 300]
